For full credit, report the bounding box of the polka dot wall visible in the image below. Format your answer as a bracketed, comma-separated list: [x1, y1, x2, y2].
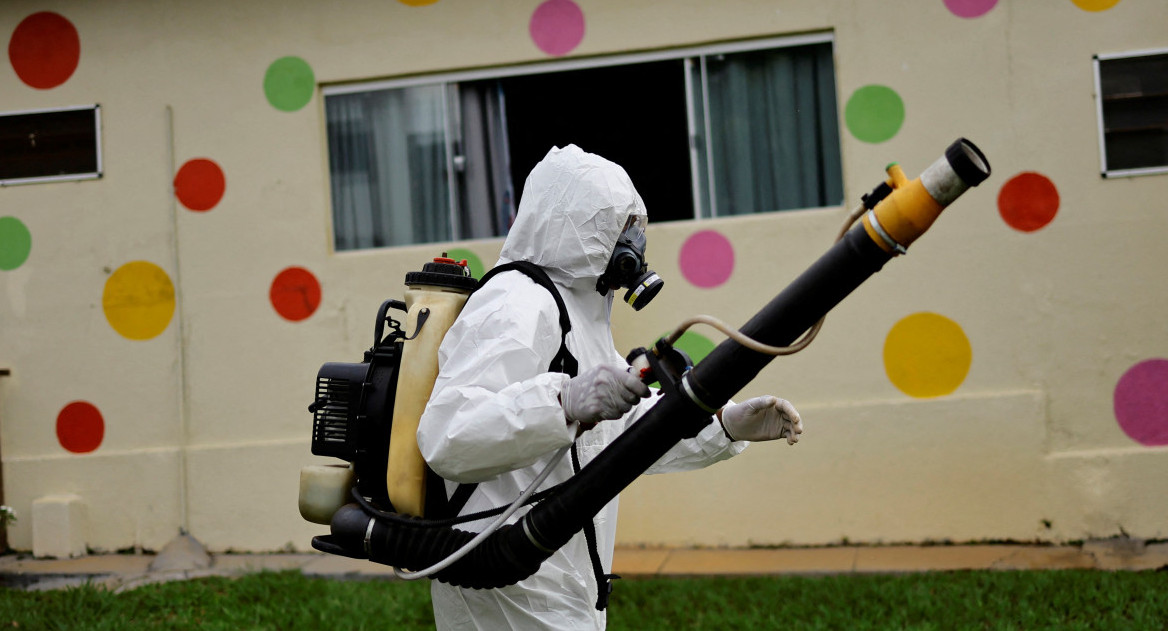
[3, 9, 334, 455]
[3, 0, 1157, 461]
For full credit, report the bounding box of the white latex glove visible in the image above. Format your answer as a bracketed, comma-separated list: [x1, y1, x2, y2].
[560, 364, 651, 424]
[719, 395, 802, 444]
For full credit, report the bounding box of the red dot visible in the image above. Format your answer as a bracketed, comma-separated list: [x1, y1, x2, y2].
[56, 401, 104, 454]
[271, 267, 321, 321]
[174, 159, 226, 211]
[998, 172, 1059, 232]
[8, 12, 80, 90]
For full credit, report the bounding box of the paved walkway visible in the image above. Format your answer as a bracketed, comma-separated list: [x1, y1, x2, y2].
[1, 537, 1165, 592]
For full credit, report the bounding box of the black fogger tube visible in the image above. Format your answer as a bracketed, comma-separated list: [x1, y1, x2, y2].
[523, 138, 991, 553]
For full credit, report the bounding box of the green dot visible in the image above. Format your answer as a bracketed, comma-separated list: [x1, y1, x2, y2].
[446, 248, 485, 280]
[0, 217, 32, 271]
[644, 330, 716, 389]
[670, 330, 716, 365]
[845, 85, 905, 144]
[264, 56, 315, 112]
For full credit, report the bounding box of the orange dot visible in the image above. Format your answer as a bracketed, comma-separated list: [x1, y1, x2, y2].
[57, 401, 104, 454]
[8, 12, 80, 89]
[271, 267, 321, 321]
[174, 159, 226, 211]
[998, 172, 1059, 232]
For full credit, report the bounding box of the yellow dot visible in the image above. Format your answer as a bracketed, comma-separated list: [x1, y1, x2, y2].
[1071, 0, 1121, 11]
[883, 312, 971, 398]
[103, 261, 176, 340]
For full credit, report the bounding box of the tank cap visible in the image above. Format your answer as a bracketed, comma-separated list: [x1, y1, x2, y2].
[404, 253, 478, 291]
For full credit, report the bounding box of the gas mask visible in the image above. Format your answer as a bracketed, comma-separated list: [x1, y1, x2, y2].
[596, 216, 663, 311]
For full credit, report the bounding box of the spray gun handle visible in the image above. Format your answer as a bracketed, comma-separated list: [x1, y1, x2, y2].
[626, 340, 694, 387]
[628, 350, 653, 383]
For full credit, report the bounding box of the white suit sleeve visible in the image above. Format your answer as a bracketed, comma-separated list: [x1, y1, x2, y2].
[418, 277, 575, 483]
[628, 394, 747, 474]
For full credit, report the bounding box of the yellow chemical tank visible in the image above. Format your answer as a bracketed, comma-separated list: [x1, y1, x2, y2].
[386, 256, 477, 517]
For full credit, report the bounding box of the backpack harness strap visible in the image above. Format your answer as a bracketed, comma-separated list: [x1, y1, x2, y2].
[443, 261, 578, 519]
[475, 261, 579, 376]
[446, 261, 613, 610]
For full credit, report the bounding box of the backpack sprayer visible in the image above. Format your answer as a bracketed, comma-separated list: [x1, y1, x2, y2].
[299, 138, 991, 589]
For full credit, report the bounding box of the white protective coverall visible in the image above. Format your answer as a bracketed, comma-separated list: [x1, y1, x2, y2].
[417, 145, 747, 630]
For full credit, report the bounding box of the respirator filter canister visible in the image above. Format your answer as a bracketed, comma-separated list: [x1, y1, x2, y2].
[597, 219, 663, 311]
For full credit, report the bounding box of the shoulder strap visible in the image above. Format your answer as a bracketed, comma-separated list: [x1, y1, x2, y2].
[475, 261, 579, 377]
[439, 261, 579, 519]
[490, 264, 615, 606]
[572, 443, 618, 610]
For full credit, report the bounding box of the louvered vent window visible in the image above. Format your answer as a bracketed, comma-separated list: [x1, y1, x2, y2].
[1094, 50, 1168, 177]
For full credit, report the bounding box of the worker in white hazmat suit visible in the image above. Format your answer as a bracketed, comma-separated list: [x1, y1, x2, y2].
[418, 144, 802, 630]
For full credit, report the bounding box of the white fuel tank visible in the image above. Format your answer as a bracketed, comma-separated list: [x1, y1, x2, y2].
[386, 256, 477, 517]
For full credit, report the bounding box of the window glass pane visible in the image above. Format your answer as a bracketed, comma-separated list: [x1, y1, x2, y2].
[688, 58, 713, 219]
[496, 60, 693, 223]
[1099, 53, 1168, 173]
[322, 37, 844, 250]
[702, 43, 843, 215]
[326, 85, 449, 250]
[453, 81, 516, 239]
[0, 105, 101, 184]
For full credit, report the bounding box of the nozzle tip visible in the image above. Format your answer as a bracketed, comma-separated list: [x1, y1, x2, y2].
[945, 139, 991, 187]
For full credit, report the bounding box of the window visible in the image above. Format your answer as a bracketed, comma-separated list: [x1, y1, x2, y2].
[324, 34, 842, 251]
[0, 104, 102, 186]
[1094, 48, 1168, 177]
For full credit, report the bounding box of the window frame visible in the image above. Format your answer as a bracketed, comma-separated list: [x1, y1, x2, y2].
[1093, 47, 1168, 179]
[0, 104, 103, 186]
[321, 32, 838, 250]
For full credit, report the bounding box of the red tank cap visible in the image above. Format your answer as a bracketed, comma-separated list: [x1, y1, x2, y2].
[432, 256, 460, 265]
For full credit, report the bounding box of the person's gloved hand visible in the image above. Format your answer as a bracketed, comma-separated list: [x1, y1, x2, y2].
[719, 396, 802, 444]
[560, 364, 651, 424]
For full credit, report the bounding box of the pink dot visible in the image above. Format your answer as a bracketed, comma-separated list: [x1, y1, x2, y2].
[943, 0, 998, 18]
[679, 230, 734, 288]
[529, 0, 585, 57]
[1114, 359, 1168, 446]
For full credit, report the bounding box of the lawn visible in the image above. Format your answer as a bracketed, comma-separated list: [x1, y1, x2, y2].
[0, 569, 1165, 630]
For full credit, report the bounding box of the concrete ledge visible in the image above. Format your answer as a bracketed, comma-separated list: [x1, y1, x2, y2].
[611, 541, 1168, 576]
[2, 541, 1167, 591]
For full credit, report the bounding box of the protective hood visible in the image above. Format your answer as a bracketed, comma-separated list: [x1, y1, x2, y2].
[499, 145, 648, 288]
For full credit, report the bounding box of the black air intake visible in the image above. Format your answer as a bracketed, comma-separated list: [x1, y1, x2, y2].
[310, 362, 367, 460]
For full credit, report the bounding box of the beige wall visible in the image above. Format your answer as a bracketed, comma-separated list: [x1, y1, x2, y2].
[1, 0, 1165, 553]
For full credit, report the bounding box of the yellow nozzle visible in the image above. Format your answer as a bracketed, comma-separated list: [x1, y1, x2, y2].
[861, 139, 991, 255]
[861, 166, 944, 254]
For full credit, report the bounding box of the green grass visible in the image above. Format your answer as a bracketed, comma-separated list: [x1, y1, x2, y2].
[0, 570, 1165, 630]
